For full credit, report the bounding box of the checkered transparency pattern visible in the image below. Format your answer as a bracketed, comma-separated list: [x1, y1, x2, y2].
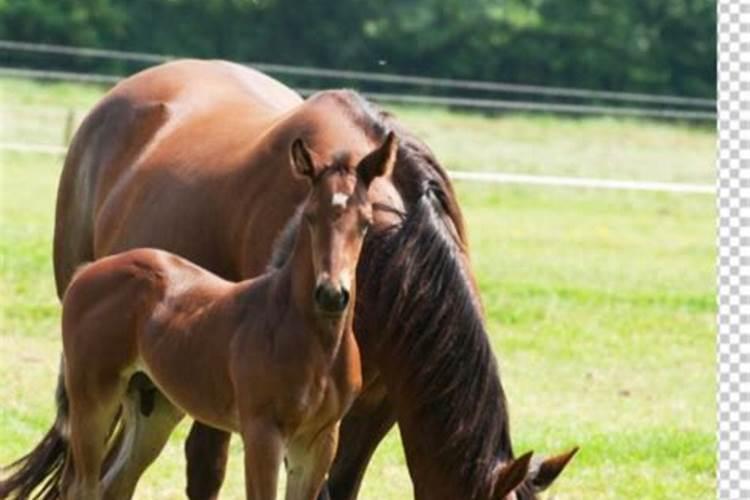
[718, 1, 750, 498]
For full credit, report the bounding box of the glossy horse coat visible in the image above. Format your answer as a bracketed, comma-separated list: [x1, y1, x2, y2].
[1, 60, 575, 500]
[7, 135, 396, 500]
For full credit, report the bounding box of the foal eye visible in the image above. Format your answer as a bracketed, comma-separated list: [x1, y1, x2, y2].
[359, 220, 371, 234]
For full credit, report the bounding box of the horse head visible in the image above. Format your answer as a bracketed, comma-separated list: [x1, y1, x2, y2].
[290, 131, 398, 317]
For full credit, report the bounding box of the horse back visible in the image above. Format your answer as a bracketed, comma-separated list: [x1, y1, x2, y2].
[53, 60, 304, 298]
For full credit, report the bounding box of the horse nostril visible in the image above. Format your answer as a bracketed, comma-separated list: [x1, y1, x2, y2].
[314, 283, 349, 313]
[314, 285, 326, 307]
[315, 285, 333, 310]
[339, 287, 350, 309]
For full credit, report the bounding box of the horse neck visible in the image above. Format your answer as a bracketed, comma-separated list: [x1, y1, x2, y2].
[391, 348, 511, 500]
[397, 399, 510, 500]
[359, 194, 515, 500]
[223, 142, 308, 278]
[278, 223, 352, 354]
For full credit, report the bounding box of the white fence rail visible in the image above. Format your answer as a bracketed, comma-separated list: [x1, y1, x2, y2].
[0, 141, 715, 195]
[449, 171, 714, 194]
[0, 42, 715, 195]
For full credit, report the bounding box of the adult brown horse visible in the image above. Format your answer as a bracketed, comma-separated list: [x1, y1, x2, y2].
[3, 60, 575, 499]
[4, 136, 397, 500]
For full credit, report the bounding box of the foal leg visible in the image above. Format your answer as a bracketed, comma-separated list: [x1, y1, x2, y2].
[102, 378, 184, 499]
[286, 424, 339, 500]
[65, 370, 127, 500]
[185, 422, 232, 500]
[242, 419, 284, 500]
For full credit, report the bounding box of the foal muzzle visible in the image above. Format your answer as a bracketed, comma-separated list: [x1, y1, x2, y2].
[314, 282, 350, 314]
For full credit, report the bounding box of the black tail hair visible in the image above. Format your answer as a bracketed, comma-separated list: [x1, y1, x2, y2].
[0, 361, 69, 500]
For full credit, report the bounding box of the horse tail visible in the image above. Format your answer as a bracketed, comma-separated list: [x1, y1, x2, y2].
[0, 358, 70, 500]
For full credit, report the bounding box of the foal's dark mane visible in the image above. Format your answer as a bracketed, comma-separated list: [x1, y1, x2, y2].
[269, 92, 527, 499]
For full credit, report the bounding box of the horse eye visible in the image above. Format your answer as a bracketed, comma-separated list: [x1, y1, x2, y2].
[360, 220, 371, 234]
[304, 212, 315, 224]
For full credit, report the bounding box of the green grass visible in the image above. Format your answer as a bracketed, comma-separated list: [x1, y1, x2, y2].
[395, 106, 715, 184]
[0, 78, 716, 499]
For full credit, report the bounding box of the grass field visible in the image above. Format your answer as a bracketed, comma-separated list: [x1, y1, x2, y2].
[0, 78, 716, 499]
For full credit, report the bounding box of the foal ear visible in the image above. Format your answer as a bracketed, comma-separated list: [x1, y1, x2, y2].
[358, 131, 398, 187]
[527, 446, 578, 492]
[290, 138, 317, 181]
[492, 451, 533, 500]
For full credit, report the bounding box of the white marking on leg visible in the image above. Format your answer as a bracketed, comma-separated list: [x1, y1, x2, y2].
[102, 398, 138, 487]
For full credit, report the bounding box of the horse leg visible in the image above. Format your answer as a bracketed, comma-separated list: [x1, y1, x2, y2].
[65, 368, 127, 500]
[101, 377, 184, 499]
[286, 424, 340, 500]
[185, 421, 232, 500]
[241, 418, 283, 500]
[324, 392, 395, 500]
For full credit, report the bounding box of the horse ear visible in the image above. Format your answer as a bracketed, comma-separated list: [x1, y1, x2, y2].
[290, 138, 317, 180]
[492, 451, 533, 500]
[358, 131, 398, 187]
[527, 447, 578, 492]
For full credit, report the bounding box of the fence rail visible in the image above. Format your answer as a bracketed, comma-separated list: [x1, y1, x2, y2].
[0, 42, 715, 194]
[0, 40, 716, 111]
[0, 67, 717, 121]
[0, 141, 715, 195]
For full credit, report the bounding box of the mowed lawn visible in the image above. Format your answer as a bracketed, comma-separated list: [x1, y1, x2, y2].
[0, 78, 715, 499]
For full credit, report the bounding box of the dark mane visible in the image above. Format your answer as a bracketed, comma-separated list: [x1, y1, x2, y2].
[357, 92, 468, 243]
[308, 89, 389, 143]
[270, 92, 523, 498]
[357, 180, 515, 499]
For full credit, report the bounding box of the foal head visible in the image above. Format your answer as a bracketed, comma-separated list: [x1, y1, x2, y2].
[289, 131, 398, 317]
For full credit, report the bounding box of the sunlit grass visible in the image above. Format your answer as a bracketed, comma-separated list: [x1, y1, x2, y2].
[393, 105, 715, 184]
[0, 76, 715, 499]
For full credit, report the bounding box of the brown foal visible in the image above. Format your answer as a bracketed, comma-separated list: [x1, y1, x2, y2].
[54, 132, 396, 499]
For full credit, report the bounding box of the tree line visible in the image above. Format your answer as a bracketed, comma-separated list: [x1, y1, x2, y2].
[0, 0, 716, 98]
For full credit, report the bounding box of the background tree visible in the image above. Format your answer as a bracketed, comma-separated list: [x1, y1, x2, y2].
[0, 0, 716, 98]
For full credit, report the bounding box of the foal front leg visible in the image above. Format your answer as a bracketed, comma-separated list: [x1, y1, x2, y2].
[242, 418, 284, 500]
[286, 424, 339, 500]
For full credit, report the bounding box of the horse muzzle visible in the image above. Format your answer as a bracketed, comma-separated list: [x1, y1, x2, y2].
[314, 282, 350, 315]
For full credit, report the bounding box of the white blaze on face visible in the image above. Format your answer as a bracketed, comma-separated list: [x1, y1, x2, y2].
[332, 192, 349, 209]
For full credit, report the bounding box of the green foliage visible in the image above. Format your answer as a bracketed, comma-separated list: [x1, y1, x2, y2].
[0, 0, 716, 97]
[0, 0, 126, 47]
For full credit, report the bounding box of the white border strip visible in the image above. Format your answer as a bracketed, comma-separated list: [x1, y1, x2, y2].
[717, 1, 749, 497]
